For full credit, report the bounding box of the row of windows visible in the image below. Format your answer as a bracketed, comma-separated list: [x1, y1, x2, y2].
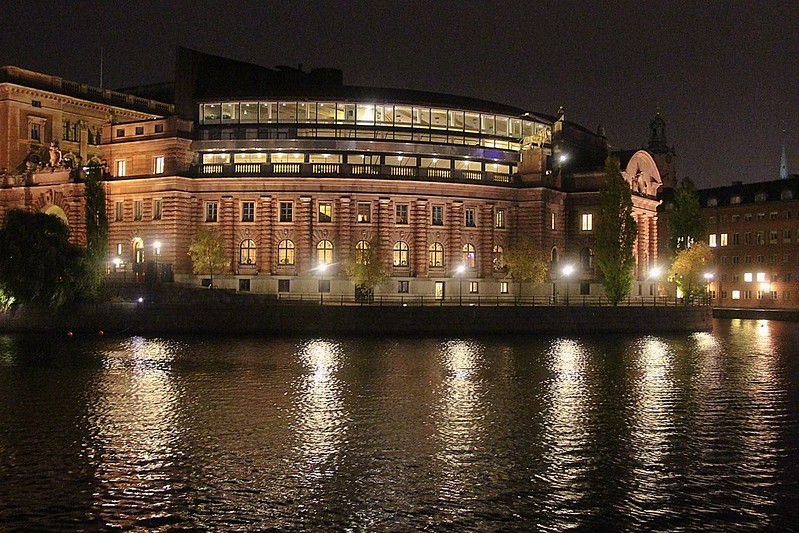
[709, 229, 799, 247]
[115, 200, 162, 222]
[115, 123, 165, 138]
[115, 156, 165, 177]
[709, 210, 799, 224]
[272, 278, 508, 295]
[203, 200, 508, 228]
[199, 101, 548, 141]
[201, 152, 515, 174]
[707, 190, 795, 207]
[718, 253, 799, 265]
[727, 290, 788, 301]
[717, 271, 799, 283]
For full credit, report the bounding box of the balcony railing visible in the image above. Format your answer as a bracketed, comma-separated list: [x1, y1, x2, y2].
[195, 162, 517, 186]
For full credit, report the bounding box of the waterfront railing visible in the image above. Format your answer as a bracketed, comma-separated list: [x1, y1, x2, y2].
[274, 294, 710, 307]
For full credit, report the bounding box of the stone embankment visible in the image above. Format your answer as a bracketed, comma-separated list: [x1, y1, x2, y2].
[0, 285, 713, 336]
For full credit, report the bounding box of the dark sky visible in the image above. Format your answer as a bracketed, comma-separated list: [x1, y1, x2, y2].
[3, 0, 797, 188]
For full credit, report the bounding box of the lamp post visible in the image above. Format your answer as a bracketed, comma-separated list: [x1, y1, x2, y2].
[704, 272, 714, 304]
[649, 266, 662, 305]
[153, 241, 161, 283]
[561, 264, 574, 305]
[456, 264, 466, 306]
[317, 262, 328, 304]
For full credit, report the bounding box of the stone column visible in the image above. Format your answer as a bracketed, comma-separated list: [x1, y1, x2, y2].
[413, 199, 428, 277]
[259, 195, 272, 273]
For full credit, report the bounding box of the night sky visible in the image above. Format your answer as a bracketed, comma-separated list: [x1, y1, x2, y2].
[3, 1, 797, 188]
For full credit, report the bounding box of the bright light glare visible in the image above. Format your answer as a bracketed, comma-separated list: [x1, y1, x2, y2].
[562, 264, 575, 277]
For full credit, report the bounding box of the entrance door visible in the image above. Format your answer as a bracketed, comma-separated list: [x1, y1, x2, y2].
[435, 281, 445, 300]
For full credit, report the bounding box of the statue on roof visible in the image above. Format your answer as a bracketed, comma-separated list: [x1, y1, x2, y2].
[648, 112, 668, 154]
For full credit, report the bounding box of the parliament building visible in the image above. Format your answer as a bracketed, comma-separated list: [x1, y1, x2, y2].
[0, 48, 668, 301]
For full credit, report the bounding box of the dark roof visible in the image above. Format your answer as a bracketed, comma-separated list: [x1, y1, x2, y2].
[698, 175, 799, 206]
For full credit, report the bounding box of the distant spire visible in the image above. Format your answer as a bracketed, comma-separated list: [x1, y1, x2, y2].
[780, 136, 789, 180]
[648, 111, 668, 154]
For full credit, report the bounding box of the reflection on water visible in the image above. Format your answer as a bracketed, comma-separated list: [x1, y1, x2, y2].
[0, 319, 797, 530]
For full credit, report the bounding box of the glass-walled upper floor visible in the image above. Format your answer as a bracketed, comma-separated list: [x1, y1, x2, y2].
[199, 100, 550, 144]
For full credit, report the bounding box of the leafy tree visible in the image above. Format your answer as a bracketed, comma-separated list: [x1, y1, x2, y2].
[188, 227, 229, 288]
[83, 165, 109, 290]
[344, 236, 390, 300]
[669, 241, 714, 303]
[595, 154, 638, 305]
[0, 210, 94, 308]
[668, 177, 704, 255]
[504, 238, 549, 299]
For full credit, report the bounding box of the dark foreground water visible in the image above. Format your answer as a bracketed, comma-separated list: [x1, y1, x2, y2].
[0, 319, 798, 531]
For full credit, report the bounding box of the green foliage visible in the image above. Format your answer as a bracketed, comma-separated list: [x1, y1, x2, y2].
[0, 210, 95, 309]
[188, 227, 229, 287]
[344, 236, 390, 292]
[668, 177, 705, 255]
[669, 241, 714, 302]
[595, 155, 638, 305]
[504, 238, 550, 285]
[0, 288, 15, 311]
[83, 166, 109, 291]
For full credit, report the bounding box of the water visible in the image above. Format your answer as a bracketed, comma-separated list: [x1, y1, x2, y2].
[0, 318, 797, 531]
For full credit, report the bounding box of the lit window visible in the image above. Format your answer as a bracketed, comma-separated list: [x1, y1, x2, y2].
[732, 290, 741, 300]
[317, 240, 334, 265]
[581, 213, 593, 231]
[357, 202, 371, 223]
[278, 240, 295, 265]
[744, 272, 753, 282]
[495, 208, 506, 229]
[239, 239, 256, 265]
[720, 233, 728, 246]
[756, 272, 766, 282]
[393, 241, 409, 267]
[116, 160, 126, 177]
[428, 242, 444, 267]
[462, 244, 476, 268]
[205, 201, 218, 222]
[551, 211, 556, 230]
[354, 240, 369, 264]
[465, 208, 476, 227]
[709, 234, 717, 247]
[395, 204, 409, 225]
[279, 201, 293, 222]
[493, 244, 505, 271]
[469, 281, 479, 294]
[500, 281, 509, 294]
[318, 201, 332, 223]
[154, 156, 165, 174]
[398, 280, 409, 293]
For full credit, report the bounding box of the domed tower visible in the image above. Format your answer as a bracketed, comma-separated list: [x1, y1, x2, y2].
[647, 112, 677, 190]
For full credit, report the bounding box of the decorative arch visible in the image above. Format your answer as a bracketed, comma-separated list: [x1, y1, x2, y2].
[621, 150, 663, 197]
[43, 205, 68, 225]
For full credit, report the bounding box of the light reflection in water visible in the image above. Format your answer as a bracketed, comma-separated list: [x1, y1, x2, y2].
[295, 339, 346, 477]
[86, 337, 183, 528]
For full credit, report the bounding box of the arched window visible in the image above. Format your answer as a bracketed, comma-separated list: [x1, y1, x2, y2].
[133, 238, 145, 264]
[239, 239, 256, 265]
[462, 243, 476, 268]
[317, 240, 334, 265]
[492, 244, 505, 271]
[551, 246, 559, 264]
[580, 247, 593, 270]
[278, 239, 295, 265]
[428, 242, 444, 267]
[354, 240, 369, 264]
[393, 241, 409, 266]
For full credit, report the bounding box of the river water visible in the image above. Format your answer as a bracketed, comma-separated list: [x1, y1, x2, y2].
[0, 318, 797, 531]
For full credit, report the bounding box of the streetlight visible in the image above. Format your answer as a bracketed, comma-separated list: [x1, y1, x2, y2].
[153, 241, 161, 282]
[649, 266, 662, 305]
[704, 272, 714, 303]
[561, 264, 574, 305]
[456, 264, 466, 306]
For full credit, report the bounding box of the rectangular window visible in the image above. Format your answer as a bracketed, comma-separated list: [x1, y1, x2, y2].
[732, 290, 741, 300]
[154, 156, 165, 174]
[744, 272, 753, 282]
[431, 205, 444, 226]
[732, 256, 739, 264]
[551, 211, 556, 230]
[756, 272, 766, 282]
[153, 199, 162, 220]
[318, 279, 331, 293]
[114, 201, 123, 221]
[395, 204, 409, 225]
[116, 160, 126, 177]
[720, 233, 728, 246]
[744, 290, 752, 299]
[756, 232, 764, 244]
[733, 233, 740, 245]
[732, 214, 740, 222]
[279, 201, 293, 222]
[581, 213, 593, 231]
[744, 232, 751, 245]
[770, 212, 778, 220]
[770, 231, 778, 244]
[241, 201, 255, 222]
[495, 208, 506, 228]
[278, 279, 290, 292]
[357, 202, 371, 223]
[205, 201, 218, 222]
[465, 208, 476, 227]
[469, 281, 479, 294]
[135, 126, 144, 135]
[318, 201, 332, 223]
[133, 200, 142, 221]
[744, 255, 751, 263]
[154, 124, 164, 133]
[238, 279, 251, 292]
[500, 281, 509, 294]
[116, 128, 125, 138]
[708, 234, 717, 247]
[398, 280, 409, 293]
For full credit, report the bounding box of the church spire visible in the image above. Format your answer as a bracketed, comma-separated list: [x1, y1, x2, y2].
[648, 111, 668, 154]
[780, 135, 789, 180]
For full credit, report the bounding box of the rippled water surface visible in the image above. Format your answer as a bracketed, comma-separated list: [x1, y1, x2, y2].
[1, 318, 798, 530]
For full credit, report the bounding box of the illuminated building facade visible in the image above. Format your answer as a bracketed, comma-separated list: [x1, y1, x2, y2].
[0, 49, 666, 300]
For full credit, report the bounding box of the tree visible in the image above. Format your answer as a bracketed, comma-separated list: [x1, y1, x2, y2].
[344, 236, 390, 301]
[0, 210, 94, 308]
[669, 241, 714, 303]
[595, 154, 638, 305]
[668, 177, 705, 255]
[83, 165, 109, 291]
[503, 238, 549, 299]
[188, 227, 229, 288]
